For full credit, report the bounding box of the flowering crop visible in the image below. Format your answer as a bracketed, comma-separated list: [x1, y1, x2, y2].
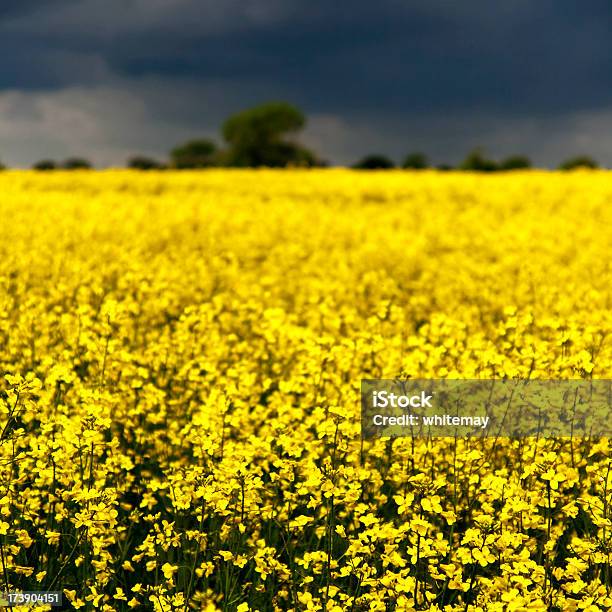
[0, 169, 610, 610]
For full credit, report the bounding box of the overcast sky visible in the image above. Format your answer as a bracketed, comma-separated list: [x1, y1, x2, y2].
[2, 1, 612, 167]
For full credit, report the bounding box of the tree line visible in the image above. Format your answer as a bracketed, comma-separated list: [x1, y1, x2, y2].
[0, 101, 602, 171]
[353, 150, 599, 171]
[22, 102, 319, 172]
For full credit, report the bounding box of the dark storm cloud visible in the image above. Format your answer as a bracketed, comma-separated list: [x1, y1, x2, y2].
[2, 0, 612, 165]
[0, 0, 55, 18]
[120, 1, 612, 116]
[3, 1, 612, 111]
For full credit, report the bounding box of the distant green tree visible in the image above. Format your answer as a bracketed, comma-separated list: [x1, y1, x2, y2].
[0, 161, 5, 170]
[499, 155, 532, 170]
[62, 157, 92, 170]
[459, 149, 497, 172]
[33, 159, 57, 171]
[128, 155, 165, 170]
[170, 139, 218, 168]
[558, 155, 598, 170]
[352, 155, 395, 169]
[402, 152, 428, 169]
[436, 164, 453, 171]
[222, 102, 316, 167]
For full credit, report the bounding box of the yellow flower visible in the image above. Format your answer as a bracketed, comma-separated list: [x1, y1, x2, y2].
[45, 530, 61, 545]
[289, 515, 313, 529]
[16, 530, 33, 548]
[161, 562, 178, 580]
[421, 495, 443, 514]
[114, 588, 128, 601]
[393, 493, 415, 514]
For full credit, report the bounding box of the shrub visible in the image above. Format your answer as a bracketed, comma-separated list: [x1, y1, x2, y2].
[170, 140, 218, 169]
[459, 149, 497, 172]
[499, 155, 532, 170]
[558, 156, 598, 170]
[33, 160, 58, 171]
[352, 154, 395, 169]
[127, 156, 165, 170]
[62, 157, 92, 170]
[402, 152, 428, 169]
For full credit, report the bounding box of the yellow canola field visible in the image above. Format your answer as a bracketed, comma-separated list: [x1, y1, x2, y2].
[0, 169, 610, 611]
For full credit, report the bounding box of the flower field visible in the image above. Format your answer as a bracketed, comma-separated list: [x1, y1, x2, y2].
[0, 169, 611, 610]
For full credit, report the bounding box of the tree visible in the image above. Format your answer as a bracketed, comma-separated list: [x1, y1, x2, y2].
[352, 155, 395, 169]
[170, 139, 218, 168]
[33, 159, 57, 171]
[222, 102, 316, 167]
[402, 152, 428, 169]
[558, 155, 598, 170]
[62, 157, 92, 170]
[128, 155, 165, 170]
[499, 155, 531, 170]
[459, 149, 497, 172]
